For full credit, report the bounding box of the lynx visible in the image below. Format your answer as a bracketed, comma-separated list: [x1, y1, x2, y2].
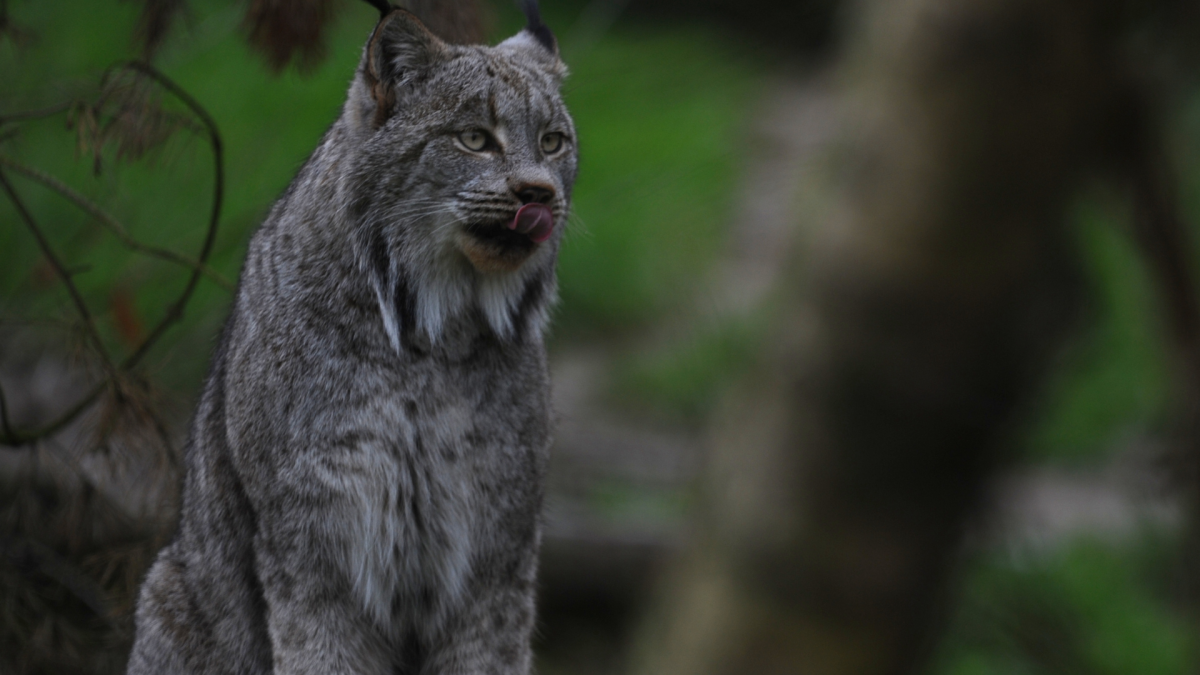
[126, 3, 576, 673]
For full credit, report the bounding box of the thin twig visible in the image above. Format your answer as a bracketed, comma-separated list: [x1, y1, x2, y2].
[1123, 96, 1200, 626]
[142, 397, 181, 475]
[0, 533, 118, 624]
[0, 168, 115, 377]
[0, 378, 14, 440]
[0, 62, 226, 447]
[0, 383, 105, 447]
[0, 100, 74, 124]
[1125, 96, 1200, 399]
[0, 184, 110, 439]
[116, 61, 224, 371]
[0, 154, 234, 291]
[1134, 178, 1200, 387]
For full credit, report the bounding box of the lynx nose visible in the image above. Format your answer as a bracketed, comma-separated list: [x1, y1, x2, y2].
[513, 184, 555, 205]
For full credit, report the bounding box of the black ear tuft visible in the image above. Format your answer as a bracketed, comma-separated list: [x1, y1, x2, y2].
[518, 0, 556, 53]
[362, 0, 394, 19]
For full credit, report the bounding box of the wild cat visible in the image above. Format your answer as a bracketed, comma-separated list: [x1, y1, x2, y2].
[126, 2, 576, 673]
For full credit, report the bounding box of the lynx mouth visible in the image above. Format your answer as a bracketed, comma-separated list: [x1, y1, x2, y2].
[458, 219, 538, 274]
[464, 221, 538, 251]
[458, 204, 555, 273]
[506, 203, 555, 243]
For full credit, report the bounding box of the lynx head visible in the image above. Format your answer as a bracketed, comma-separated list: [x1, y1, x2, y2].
[341, 4, 576, 350]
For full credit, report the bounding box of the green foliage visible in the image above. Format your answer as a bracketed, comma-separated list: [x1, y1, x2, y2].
[1, 2, 760, 392]
[930, 536, 1194, 675]
[1, 0, 384, 388]
[585, 478, 690, 525]
[1023, 200, 1170, 464]
[555, 27, 759, 331]
[610, 314, 764, 424]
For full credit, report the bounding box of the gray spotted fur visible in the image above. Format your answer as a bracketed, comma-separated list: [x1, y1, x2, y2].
[127, 10, 576, 675]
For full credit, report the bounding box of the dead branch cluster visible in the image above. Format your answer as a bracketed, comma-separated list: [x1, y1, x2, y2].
[0, 63, 222, 673]
[0, 2, 486, 671]
[1, 37, 227, 675]
[134, 0, 488, 69]
[0, 60, 225, 448]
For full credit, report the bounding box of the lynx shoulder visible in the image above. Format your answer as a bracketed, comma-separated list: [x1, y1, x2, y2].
[127, 4, 576, 674]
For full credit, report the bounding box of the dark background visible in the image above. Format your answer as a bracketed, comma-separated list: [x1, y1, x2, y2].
[2, 0, 1198, 673]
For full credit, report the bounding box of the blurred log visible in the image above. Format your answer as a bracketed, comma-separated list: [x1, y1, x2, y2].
[629, 1, 1152, 673]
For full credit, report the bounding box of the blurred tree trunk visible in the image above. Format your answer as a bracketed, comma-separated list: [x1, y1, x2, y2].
[629, 1, 1166, 673]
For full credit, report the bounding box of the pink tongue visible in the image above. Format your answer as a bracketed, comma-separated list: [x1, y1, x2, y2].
[506, 203, 555, 243]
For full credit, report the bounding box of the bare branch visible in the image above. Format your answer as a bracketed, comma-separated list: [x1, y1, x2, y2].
[0, 62, 225, 447]
[1128, 125, 1200, 392]
[0, 383, 105, 447]
[132, 0, 189, 59]
[141, 392, 181, 475]
[113, 61, 224, 371]
[0, 533, 119, 624]
[0, 378, 14, 440]
[0, 100, 75, 125]
[0, 154, 234, 292]
[0, 168, 115, 376]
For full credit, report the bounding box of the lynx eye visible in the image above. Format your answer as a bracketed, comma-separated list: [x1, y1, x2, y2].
[458, 129, 491, 152]
[540, 132, 564, 155]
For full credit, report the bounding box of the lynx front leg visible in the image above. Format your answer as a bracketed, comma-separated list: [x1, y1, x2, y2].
[246, 449, 397, 675]
[418, 578, 538, 675]
[235, 411, 417, 675]
[254, 527, 394, 675]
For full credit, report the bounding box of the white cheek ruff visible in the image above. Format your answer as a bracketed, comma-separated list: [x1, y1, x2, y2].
[364, 196, 558, 349]
[373, 281, 403, 354]
[395, 235, 551, 346]
[478, 268, 532, 339]
[414, 261, 473, 343]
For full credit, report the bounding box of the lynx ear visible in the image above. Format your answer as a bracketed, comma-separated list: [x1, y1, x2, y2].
[497, 0, 565, 79]
[362, 9, 447, 127]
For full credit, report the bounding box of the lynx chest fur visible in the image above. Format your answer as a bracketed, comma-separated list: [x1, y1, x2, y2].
[128, 6, 576, 675]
